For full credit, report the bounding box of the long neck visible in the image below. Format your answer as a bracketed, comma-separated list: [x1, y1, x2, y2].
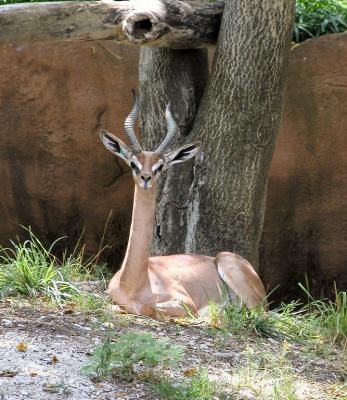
[118, 184, 156, 292]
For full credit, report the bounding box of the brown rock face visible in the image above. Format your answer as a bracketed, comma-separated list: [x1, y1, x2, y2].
[0, 42, 139, 265]
[260, 33, 347, 300]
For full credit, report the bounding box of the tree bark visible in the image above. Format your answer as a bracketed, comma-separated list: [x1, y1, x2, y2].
[0, 0, 223, 48]
[139, 48, 209, 254]
[140, 0, 295, 268]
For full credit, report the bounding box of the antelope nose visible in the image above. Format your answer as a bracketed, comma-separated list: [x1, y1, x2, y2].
[141, 174, 151, 182]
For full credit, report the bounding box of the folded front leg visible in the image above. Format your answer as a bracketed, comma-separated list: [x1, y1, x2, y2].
[155, 300, 196, 317]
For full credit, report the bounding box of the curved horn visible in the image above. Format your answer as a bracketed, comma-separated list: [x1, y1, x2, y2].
[154, 103, 179, 155]
[124, 90, 142, 154]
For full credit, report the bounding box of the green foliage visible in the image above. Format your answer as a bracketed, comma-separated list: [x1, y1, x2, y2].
[82, 332, 184, 380]
[60, 250, 110, 283]
[299, 282, 347, 345]
[0, 229, 79, 303]
[294, 0, 347, 42]
[83, 333, 219, 398]
[209, 284, 347, 348]
[152, 369, 216, 400]
[0, 227, 110, 307]
[215, 301, 319, 343]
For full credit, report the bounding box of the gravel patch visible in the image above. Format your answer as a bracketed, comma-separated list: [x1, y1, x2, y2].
[0, 302, 345, 400]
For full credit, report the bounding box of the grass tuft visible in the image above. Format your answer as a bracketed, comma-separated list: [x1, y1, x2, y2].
[207, 284, 347, 350]
[299, 282, 347, 346]
[0, 228, 79, 304]
[0, 227, 112, 309]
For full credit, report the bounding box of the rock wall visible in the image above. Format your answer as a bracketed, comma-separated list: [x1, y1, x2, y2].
[0, 35, 346, 297]
[0, 42, 138, 264]
[260, 33, 347, 299]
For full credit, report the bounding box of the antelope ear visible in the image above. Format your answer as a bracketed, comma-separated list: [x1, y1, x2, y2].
[100, 129, 131, 164]
[164, 142, 201, 168]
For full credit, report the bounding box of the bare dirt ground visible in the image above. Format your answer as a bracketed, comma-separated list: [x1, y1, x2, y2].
[0, 301, 346, 400]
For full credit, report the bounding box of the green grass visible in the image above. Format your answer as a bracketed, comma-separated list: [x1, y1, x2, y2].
[0, 228, 109, 306]
[210, 301, 317, 342]
[83, 333, 219, 399]
[299, 282, 347, 345]
[82, 332, 185, 380]
[70, 292, 108, 313]
[207, 285, 347, 349]
[0, 229, 79, 304]
[60, 247, 111, 284]
[152, 369, 216, 400]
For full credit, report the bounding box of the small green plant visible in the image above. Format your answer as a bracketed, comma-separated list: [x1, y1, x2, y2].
[0, 229, 79, 304]
[152, 369, 216, 400]
[294, 0, 347, 42]
[216, 302, 279, 339]
[82, 332, 184, 380]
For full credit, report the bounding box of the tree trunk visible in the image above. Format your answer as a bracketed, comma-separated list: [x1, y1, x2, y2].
[0, 0, 223, 48]
[139, 0, 295, 268]
[139, 48, 209, 254]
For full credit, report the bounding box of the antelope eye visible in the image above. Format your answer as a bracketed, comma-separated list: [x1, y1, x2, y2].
[130, 161, 140, 175]
[154, 164, 163, 175]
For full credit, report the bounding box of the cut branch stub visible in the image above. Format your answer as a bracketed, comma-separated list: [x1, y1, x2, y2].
[0, 0, 224, 48]
[123, 12, 167, 45]
[121, 0, 224, 48]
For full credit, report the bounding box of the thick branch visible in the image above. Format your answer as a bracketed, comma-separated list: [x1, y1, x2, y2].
[0, 0, 224, 48]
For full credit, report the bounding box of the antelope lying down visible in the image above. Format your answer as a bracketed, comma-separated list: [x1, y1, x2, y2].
[100, 94, 266, 317]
